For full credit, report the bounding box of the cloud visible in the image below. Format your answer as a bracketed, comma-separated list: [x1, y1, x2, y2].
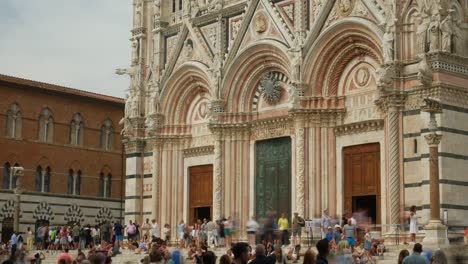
[0, 0, 132, 98]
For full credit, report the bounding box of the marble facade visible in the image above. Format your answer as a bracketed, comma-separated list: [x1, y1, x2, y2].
[121, 0, 468, 241]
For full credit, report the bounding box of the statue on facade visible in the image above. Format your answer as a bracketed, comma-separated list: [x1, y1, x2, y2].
[383, 26, 395, 63]
[124, 93, 132, 117]
[154, 0, 161, 20]
[115, 66, 140, 91]
[291, 51, 301, 83]
[440, 12, 453, 53]
[191, 0, 200, 17]
[376, 66, 394, 89]
[287, 85, 301, 109]
[131, 93, 140, 117]
[207, 0, 222, 12]
[135, 2, 142, 27]
[131, 39, 139, 64]
[185, 39, 194, 58]
[417, 54, 433, 86]
[428, 15, 440, 52]
[416, 15, 430, 54]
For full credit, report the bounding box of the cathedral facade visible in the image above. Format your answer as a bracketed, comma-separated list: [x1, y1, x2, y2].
[122, 0, 468, 240]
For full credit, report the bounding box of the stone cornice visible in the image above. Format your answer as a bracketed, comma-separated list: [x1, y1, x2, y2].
[183, 146, 214, 158]
[375, 91, 407, 112]
[123, 139, 146, 154]
[334, 119, 384, 136]
[192, 2, 247, 27]
[405, 85, 468, 110]
[162, 24, 182, 37]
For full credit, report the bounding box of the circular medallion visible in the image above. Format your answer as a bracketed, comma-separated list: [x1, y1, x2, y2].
[259, 73, 282, 105]
[254, 13, 268, 33]
[199, 102, 208, 119]
[354, 67, 370, 87]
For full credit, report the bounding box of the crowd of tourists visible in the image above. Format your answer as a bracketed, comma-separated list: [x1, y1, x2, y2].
[2, 206, 467, 264]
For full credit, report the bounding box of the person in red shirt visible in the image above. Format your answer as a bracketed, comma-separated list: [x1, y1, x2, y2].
[57, 248, 73, 264]
[464, 227, 468, 245]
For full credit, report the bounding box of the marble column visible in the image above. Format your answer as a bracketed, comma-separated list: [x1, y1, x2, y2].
[151, 140, 161, 220]
[294, 117, 305, 217]
[376, 93, 405, 228]
[213, 131, 223, 221]
[421, 99, 449, 246]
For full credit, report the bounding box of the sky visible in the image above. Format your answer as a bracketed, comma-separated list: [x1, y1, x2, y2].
[0, 0, 132, 98]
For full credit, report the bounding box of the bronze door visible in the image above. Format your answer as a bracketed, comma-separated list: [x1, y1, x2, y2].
[255, 137, 292, 220]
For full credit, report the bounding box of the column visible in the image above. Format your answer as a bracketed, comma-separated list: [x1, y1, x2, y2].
[151, 140, 161, 220]
[213, 131, 223, 221]
[421, 99, 449, 246]
[387, 108, 400, 226]
[376, 93, 405, 228]
[294, 117, 305, 217]
[425, 133, 442, 221]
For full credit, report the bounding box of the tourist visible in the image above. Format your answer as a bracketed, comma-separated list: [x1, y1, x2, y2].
[325, 226, 333, 242]
[278, 213, 289, 246]
[402, 243, 428, 264]
[352, 242, 365, 263]
[343, 219, 357, 252]
[72, 223, 81, 249]
[163, 223, 170, 242]
[409, 206, 418, 243]
[26, 227, 33, 251]
[220, 254, 232, 264]
[247, 216, 259, 246]
[287, 244, 302, 263]
[316, 238, 329, 264]
[224, 217, 233, 248]
[200, 219, 208, 245]
[126, 220, 136, 243]
[57, 248, 73, 264]
[430, 250, 447, 264]
[376, 238, 385, 256]
[134, 221, 141, 242]
[302, 249, 316, 264]
[92, 225, 100, 246]
[398, 249, 410, 264]
[465, 226, 468, 245]
[142, 218, 151, 239]
[201, 251, 217, 264]
[206, 219, 217, 247]
[218, 219, 225, 247]
[364, 228, 374, 263]
[150, 219, 159, 240]
[332, 224, 342, 245]
[274, 247, 286, 264]
[60, 227, 70, 250]
[321, 209, 331, 238]
[178, 220, 185, 248]
[291, 212, 305, 246]
[251, 244, 275, 264]
[232, 242, 249, 264]
[30, 252, 45, 263]
[113, 221, 123, 248]
[100, 221, 110, 244]
[336, 240, 352, 264]
[10, 231, 17, 257]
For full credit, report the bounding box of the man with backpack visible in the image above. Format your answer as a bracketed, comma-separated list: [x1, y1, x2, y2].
[291, 212, 305, 246]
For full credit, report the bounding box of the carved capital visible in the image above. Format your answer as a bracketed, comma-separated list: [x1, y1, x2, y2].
[375, 92, 406, 113]
[421, 98, 443, 114]
[123, 139, 146, 154]
[424, 133, 442, 146]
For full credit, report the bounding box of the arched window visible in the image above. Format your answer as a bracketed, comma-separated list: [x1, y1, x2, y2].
[70, 113, 83, 145]
[68, 169, 74, 194]
[100, 119, 114, 151]
[2, 162, 11, 189]
[38, 108, 53, 143]
[35, 166, 42, 192]
[172, 0, 176, 12]
[35, 166, 51, 192]
[76, 170, 81, 195]
[5, 103, 22, 138]
[11, 163, 19, 189]
[98, 172, 112, 198]
[98, 173, 104, 197]
[106, 174, 112, 198]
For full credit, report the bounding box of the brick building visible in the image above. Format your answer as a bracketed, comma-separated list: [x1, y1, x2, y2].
[0, 74, 125, 242]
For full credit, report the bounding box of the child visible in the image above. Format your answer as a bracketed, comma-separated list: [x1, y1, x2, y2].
[325, 226, 333, 242]
[376, 239, 385, 256]
[364, 229, 375, 263]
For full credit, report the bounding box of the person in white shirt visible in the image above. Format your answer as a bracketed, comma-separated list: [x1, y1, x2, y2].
[142, 218, 151, 238]
[151, 219, 160, 240]
[246, 216, 259, 246]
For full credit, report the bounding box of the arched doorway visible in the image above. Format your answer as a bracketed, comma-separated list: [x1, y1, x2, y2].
[343, 143, 381, 224]
[255, 137, 292, 220]
[1, 217, 14, 243]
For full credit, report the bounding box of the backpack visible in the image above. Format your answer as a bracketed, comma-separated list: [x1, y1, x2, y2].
[299, 217, 305, 227]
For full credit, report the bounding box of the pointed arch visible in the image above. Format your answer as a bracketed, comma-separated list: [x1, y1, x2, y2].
[222, 40, 291, 113]
[5, 103, 22, 138]
[302, 18, 383, 96]
[160, 62, 212, 126]
[38, 107, 54, 143]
